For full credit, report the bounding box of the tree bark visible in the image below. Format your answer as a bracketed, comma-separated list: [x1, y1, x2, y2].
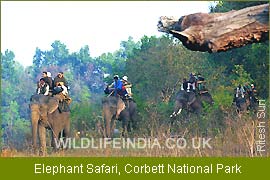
[158, 3, 269, 53]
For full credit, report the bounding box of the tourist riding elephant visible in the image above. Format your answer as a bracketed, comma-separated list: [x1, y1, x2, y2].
[170, 90, 202, 118]
[30, 94, 70, 155]
[102, 96, 137, 138]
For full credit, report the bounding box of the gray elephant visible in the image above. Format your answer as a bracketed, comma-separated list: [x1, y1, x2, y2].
[102, 96, 137, 138]
[170, 90, 214, 118]
[198, 92, 214, 105]
[234, 97, 248, 113]
[170, 90, 202, 118]
[30, 94, 70, 155]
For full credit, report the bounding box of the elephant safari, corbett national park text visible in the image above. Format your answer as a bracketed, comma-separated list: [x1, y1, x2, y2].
[30, 94, 71, 156]
[102, 96, 137, 138]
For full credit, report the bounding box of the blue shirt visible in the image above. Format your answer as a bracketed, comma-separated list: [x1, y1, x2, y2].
[114, 79, 123, 90]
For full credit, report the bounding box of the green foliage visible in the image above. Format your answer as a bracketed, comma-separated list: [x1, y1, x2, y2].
[1, 50, 16, 82]
[1, 2, 269, 151]
[230, 65, 253, 87]
[126, 35, 220, 102]
[1, 100, 31, 149]
[71, 102, 101, 135]
[213, 86, 233, 109]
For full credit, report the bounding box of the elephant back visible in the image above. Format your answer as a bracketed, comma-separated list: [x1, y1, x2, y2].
[176, 90, 196, 105]
[236, 97, 246, 105]
[30, 94, 49, 104]
[122, 99, 137, 115]
[187, 92, 196, 104]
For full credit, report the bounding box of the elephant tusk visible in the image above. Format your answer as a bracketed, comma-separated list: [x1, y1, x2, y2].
[170, 112, 176, 118]
[170, 108, 182, 118]
[176, 108, 182, 115]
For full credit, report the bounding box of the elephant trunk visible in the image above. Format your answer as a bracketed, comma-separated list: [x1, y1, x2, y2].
[170, 100, 183, 118]
[30, 104, 40, 151]
[116, 99, 125, 119]
[103, 105, 113, 138]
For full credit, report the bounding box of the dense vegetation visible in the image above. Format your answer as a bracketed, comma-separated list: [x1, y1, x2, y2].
[1, 2, 269, 155]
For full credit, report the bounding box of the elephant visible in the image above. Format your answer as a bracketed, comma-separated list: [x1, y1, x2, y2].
[234, 97, 248, 113]
[170, 90, 214, 118]
[170, 90, 202, 118]
[102, 96, 137, 138]
[198, 92, 214, 105]
[30, 94, 70, 155]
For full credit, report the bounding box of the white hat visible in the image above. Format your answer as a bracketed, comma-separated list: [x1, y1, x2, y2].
[47, 72, 52, 77]
[122, 76, 128, 81]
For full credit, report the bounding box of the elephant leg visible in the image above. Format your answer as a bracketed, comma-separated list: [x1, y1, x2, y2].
[64, 120, 71, 138]
[103, 108, 113, 138]
[122, 120, 127, 138]
[32, 120, 38, 154]
[63, 124, 71, 150]
[127, 121, 132, 132]
[121, 114, 130, 138]
[51, 129, 61, 151]
[51, 130, 56, 148]
[30, 104, 40, 154]
[38, 124, 47, 156]
[110, 118, 116, 138]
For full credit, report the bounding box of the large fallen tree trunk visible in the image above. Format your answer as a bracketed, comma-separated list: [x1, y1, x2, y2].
[158, 3, 269, 53]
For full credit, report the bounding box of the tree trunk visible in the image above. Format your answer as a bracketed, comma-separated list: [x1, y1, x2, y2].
[158, 3, 269, 53]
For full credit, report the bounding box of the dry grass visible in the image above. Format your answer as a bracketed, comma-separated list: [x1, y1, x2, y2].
[2, 111, 269, 157]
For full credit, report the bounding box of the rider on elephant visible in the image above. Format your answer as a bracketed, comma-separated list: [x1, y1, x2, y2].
[52, 85, 72, 113]
[235, 84, 245, 98]
[187, 73, 196, 92]
[180, 78, 188, 91]
[122, 75, 133, 97]
[196, 73, 207, 93]
[105, 75, 128, 98]
[42, 71, 53, 94]
[37, 78, 49, 96]
[54, 72, 69, 92]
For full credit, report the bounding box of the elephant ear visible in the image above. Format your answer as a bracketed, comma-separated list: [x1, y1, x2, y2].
[48, 97, 59, 114]
[116, 98, 126, 118]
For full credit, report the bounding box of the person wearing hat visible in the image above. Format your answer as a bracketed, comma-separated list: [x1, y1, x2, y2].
[107, 75, 127, 97]
[122, 75, 133, 97]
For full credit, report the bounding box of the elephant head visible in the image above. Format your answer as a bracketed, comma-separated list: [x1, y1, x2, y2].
[170, 90, 202, 118]
[199, 92, 214, 105]
[235, 97, 248, 112]
[30, 94, 59, 154]
[102, 96, 126, 138]
[170, 98, 186, 118]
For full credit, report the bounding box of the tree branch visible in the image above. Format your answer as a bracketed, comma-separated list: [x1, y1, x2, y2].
[158, 3, 269, 53]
